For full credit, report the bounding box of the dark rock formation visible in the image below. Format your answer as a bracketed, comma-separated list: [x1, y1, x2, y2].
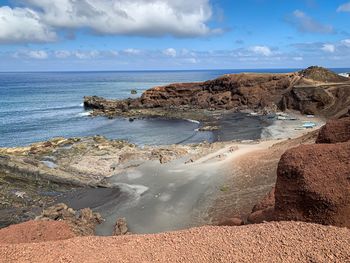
[274, 141, 350, 227]
[299, 66, 349, 83]
[316, 117, 350, 143]
[84, 66, 350, 118]
[113, 218, 128, 236]
[36, 203, 104, 236]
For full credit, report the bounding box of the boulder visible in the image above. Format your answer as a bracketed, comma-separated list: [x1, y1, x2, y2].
[36, 203, 103, 236]
[274, 142, 350, 227]
[247, 207, 275, 224]
[113, 218, 128, 236]
[316, 117, 350, 144]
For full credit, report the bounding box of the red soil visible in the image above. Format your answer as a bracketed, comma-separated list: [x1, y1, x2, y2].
[0, 220, 76, 244]
[1, 222, 349, 263]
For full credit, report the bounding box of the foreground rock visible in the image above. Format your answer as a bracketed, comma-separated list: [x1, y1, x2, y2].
[316, 117, 350, 143]
[36, 203, 103, 236]
[274, 141, 350, 227]
[84, 66, 350, 119]
[1, 222, 350, 262]
[113, 218, 128, 236]
[245, 117, 350, 227]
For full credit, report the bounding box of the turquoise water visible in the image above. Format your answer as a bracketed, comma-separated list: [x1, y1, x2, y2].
[1, 69, 349, 147]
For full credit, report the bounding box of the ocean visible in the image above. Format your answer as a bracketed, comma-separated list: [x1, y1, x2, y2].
[1, 68, 349, 147]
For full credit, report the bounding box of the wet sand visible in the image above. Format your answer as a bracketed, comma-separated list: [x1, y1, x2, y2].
[53, 111, 323, 235]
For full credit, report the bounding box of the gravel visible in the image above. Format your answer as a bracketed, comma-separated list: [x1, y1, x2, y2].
[1, 221, 350, 263]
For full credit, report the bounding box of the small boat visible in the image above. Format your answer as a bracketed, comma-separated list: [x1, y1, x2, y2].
[302, 122, 316, 128]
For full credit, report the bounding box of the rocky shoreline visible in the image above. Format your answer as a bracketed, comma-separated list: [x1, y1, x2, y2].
[84, 66, 350, 120]
[0, 66, 350, 262]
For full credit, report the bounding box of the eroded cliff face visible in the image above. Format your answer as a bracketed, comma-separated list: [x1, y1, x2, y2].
[84, 66, 350, 118]
[140, 73, 298, 110]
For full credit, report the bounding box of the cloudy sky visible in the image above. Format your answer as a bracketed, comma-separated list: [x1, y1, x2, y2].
[0, 0, 350, 71]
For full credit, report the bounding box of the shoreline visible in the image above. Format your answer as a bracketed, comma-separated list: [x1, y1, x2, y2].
[0, 110, 323, 234]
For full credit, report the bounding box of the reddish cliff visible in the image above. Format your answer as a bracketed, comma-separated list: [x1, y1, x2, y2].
[84, 66, 350, 118]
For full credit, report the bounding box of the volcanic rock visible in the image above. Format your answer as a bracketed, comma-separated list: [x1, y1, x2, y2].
[247, 207, 275, 224]
[316, 117, 350, 143]
[36, 203, 104, 236]
[299, 66, 349, 83]
[84, 66, 350, 119]
[113, 218, 128, 236]
[274, 142, 350, 227]
[251, 187, 275, 213]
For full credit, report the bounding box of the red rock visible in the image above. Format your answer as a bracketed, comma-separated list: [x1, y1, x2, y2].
[84, 67, 350, 118]
[316, 117, 350, 143]
[274, 142, 350, 227]
[247, 208, 275, 224]
[252, 187, 275, 213]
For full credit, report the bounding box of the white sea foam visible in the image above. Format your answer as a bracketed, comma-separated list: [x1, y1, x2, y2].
[79, 103, 84, 107]
[186, 119, 200, 124]
[339, 73, 350, 78]
[78, 111, 91, 117]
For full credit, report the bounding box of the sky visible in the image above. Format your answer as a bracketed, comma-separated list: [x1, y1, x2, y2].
[0, 0, 350, 71]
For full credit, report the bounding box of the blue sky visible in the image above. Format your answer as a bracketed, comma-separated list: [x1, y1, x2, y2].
[0, 0, 350, 71]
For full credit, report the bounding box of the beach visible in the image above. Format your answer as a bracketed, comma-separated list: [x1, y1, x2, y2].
[27, 112, 323, 234]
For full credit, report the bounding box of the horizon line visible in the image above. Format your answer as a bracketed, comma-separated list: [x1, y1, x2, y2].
[0, 66, 349, 74]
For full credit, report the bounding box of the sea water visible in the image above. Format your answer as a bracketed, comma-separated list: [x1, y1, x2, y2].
[1, 69, 349, 147]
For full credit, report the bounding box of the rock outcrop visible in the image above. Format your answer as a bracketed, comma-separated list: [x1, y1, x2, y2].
[274, 141, 350, 227]
[36, 203, 104, 236]
[316, 117, 350, 143]
[113, 218, 128, 236]
[84, 66, 350, 118]
[299, 66, 349, 83]
[246, 117, 350, 227]
[247, 187, 275, 224]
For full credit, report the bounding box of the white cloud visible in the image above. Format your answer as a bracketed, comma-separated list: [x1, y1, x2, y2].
[14, 50, 49, 59]
[0, 6, 56, 43]
[337, 2, 350, 12]
[74, 50, 100, 59]
[321, 44, 336, 53]
[185, 58, 198, 64]
[341, 39, 350, 47]
[22, 0, 220, 37]
[250, 46, 272, 56]
[293, 56, 303, 61]
[54, 50, 71, 58]
[163, 48, 177, 57]
[123, 48, 141, 55]
[286, 10, 334, 34]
